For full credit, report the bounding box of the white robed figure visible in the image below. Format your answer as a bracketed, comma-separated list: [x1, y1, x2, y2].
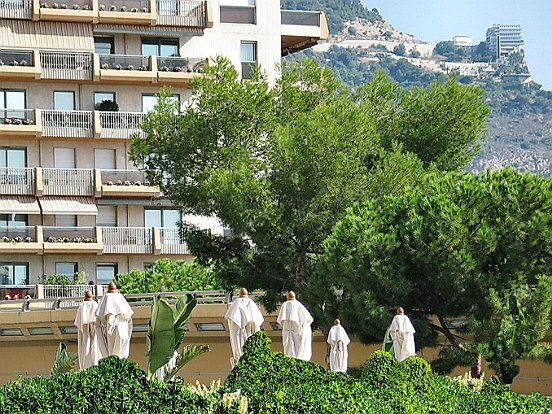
[327, 319, 350, 372]
[389, 307, 416, 362]
[96, 282, 134, 359]
[73, 291, 100, 369]
[224, 287, 264, 367]
[277, 291, 314, 361]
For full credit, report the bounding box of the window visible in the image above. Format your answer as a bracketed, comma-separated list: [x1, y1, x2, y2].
[94, 92, 116, 109]
[94, 148, 116, 169]
[56, 215, 77, 227]
[142, 94, 179, 113]
[54, 147, 75, 168]
[53, 91, 75, 111]
[0, 263, 28, 285]
[240, 41, 257, 79]
[94, 37, 114, 55]
[141, 38, 178, 57]
[0, 214, 27, 227]
[220, 6, 256, 24]
[55, 262, 77, 276]
[145, 208, 181, 228]
[0, 90, 26, 120]
[96, 263, 118, 284]
[0, 147, 26, 168]
[97, 206, 117, 227]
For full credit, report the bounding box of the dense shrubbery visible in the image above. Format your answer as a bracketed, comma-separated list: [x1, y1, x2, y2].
[0, 357, 242, 414]
[223, 332, 548, 414]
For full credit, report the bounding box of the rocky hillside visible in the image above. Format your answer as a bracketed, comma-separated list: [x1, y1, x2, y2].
[283, 0, 552, 177]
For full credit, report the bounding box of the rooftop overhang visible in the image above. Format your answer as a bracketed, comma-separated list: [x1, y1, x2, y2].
[280, 10, 329, 57]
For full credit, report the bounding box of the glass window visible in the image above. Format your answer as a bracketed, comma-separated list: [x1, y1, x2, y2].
[56, 215, 77, 227]
[145, 208, 181, 228]
[96, 263, 118, 284]
[240, 41, 257, 79]
[94, 92, 116, 108]
[0, 263, 28, 285]
[0, 148, 26, 168]
[220, 6, 256, 24]
[94, 37, 114, 55]
[0, 90, 26, 119]
[142, 94, 179, 113]
[0, 214, 27, 227]
[94, 148, 116, 169]
[55, 262, 77, 276]
[141, 38, 178, 57]
[53, 91, 75, 111]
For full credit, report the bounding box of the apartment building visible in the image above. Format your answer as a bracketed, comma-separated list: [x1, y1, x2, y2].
[485, 23, 523, 61]
[0, 0, 328, 291]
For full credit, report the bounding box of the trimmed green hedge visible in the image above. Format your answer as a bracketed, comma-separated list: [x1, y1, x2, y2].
[224, 332, 548, 414]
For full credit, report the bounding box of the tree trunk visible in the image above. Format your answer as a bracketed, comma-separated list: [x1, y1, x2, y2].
[471, 353, 482, 379]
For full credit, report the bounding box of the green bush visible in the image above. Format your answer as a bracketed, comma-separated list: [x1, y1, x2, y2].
[223, 332, 548, 414]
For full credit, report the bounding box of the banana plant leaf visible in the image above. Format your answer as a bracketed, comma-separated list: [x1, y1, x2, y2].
[382, 327, 394, 357]
[173, 294, 197, 349]
[164, 344, 210, 382]
[147, 295, 176, 377]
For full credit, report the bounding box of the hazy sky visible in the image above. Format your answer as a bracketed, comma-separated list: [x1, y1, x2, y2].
[364, 0, 552, 91]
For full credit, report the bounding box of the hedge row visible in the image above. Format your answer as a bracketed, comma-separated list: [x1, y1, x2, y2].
[223, 332, 548, 414]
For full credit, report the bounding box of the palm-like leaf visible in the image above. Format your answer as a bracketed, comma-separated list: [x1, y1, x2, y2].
[147, 296, 176, 376]
[51, 342, 78, 376]
[163, 344, 210, 381]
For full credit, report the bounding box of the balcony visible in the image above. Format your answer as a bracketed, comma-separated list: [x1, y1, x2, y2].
[41, 110, 93, 138]
[0, 168, 35, 195]
[100, 169, 159, 197]
[43, 226, 103, 254]
[98, 54, 156, 83]
[98, 0, 156, 24]
[280, 10, 329, 56]
[97, 111, 147, 139]
[102, 226, 153, 254]
[37, 0, 95, 23]
[0, 0, 32, 19]
[0, 50, 41, 79]
[159, 227, 188, 254]
[42, 168, 94, 196]
[156, 0, 206, 27]
[0, 109, 42, 136]
[0, 226, 42, 254]
[156, 56, 205, 84]
[40, 51, 93, 81]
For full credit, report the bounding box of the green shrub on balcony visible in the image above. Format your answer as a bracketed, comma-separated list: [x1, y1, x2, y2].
[95, 99, 119, 112]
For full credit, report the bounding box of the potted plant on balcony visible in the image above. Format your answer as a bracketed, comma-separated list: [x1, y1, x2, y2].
[95, 99, 119, 112]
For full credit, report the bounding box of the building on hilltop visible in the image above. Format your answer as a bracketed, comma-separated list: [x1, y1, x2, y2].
[452, 35, 472, 47]
[0, 0, 328, 293]
[485, 23, 523, 61]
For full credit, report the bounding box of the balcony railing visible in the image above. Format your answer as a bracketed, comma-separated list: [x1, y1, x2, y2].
[156, 56, 204, 73]
[42, 284, 91, 299]
[102, 226, 153, 254]
[99, 54, 150, 71]
[0, 108, 35, 125]
[41, 110, 93, 138]
[99, 111, 147, 139]
[0, 167, 35, 195]
[0, 226, 36, 241]
[281, 10, 321, 26]
[0, 49, 33, 67]
[0, 0, 32, 19]
[40, 51, 93, 80]
[100, 169, 148, 185]
[42, 168, 94, 196]
[156, 0, 206, 26]
[99, 0, 149, 12]
[160, 227, 188, 254]
[43, 226, 96, 242]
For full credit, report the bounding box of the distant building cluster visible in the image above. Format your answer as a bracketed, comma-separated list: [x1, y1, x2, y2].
[485, 24, 524, 62]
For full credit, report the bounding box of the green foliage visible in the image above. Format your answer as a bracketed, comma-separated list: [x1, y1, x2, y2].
[0, 356, 242, 413]
[50, 342, 78, 376]
[114, 259, 223, 294]
[146, 294, 209, 381]
[222, 332, 547, 414]
[392, 43, 406, 56]
[95, 99, 119, 111]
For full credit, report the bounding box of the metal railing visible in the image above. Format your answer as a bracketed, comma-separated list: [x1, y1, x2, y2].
[43, 226, 96, 243]
[102, 227, 153, 254]
[0, 167, 34, 195]
[40, 51, 93, 80]
[281, 10, 321, 26]
[100, 0, 149, 12]
[0, 108, 35, 125]
[42, 284, 90, 299]
[0, 49, 33, 67]
[99, 54, 149, 71]
[100, 169, 148, 185]
[41, 110, 93, 138]
[160, 227, 189, 254]
[156, 0, 206, 26]
[99, 111, 147, 139]
[0, 0, 32, 19]
[0, 226, 36, 241]
[156, 56, 204, 73]
[42, 168, 94, 196]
